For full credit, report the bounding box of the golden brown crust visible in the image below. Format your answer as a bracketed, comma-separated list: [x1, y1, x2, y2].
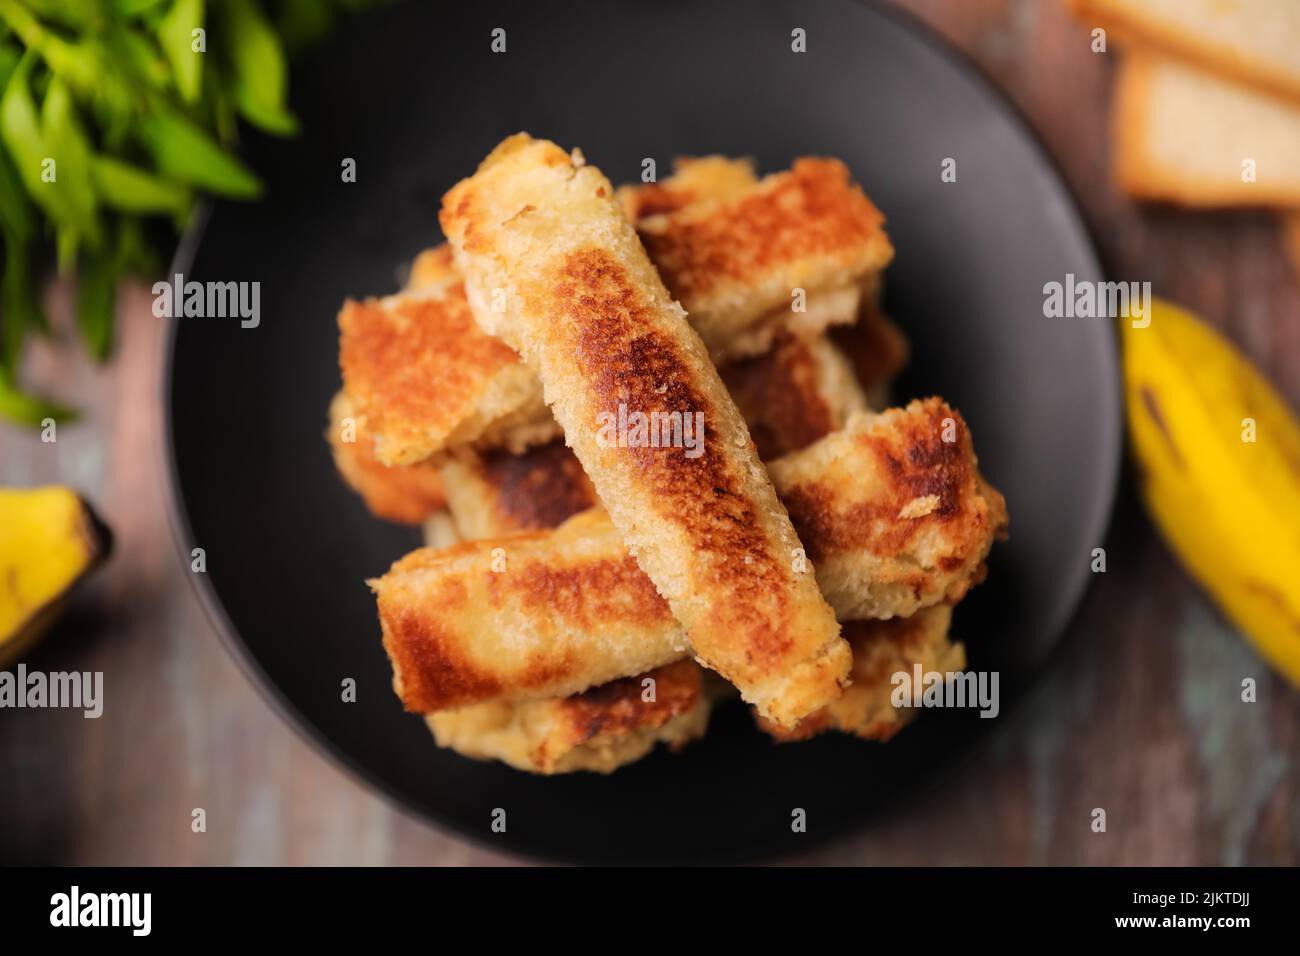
[616, 156, 758, 220]
[440, 441, 598, 539]
[829, 298, 910, 401]
[636, 157, 894, 356]
[766, 398, 1008, 620]
[721, 334, 866, 459]
[432, 449, 702, 774]
[757, 605, 964, 742]
[376, 400, 1004, 714]
[326, 391, 446, 524]
[426, 659, 711, 774]
[441, 134, 848, 727]
[338, 290, 538, 465]
[346, 150, 887, 466]
[373, 511, 687, 713]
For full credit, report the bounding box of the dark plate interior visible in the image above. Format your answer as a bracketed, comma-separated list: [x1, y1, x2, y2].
[166, 0, 1119, 864]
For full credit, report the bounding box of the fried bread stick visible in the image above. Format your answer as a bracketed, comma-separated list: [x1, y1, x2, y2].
[343, 154, 888, 465]
[326, 391, 445, 524]
[755, 605, 965, 742]
[374, 398, 1005, 714]
[440, 133, 847, 725]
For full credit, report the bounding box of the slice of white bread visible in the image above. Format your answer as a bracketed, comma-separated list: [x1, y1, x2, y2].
[1115, 54, 1300, 209]
[1071, 0, 1300, 103]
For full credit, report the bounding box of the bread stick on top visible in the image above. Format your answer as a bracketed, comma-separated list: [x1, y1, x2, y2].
[440, 133, 849, 726]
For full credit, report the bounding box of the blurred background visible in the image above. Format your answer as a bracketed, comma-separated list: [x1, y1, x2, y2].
[1, 0, 1298, 864]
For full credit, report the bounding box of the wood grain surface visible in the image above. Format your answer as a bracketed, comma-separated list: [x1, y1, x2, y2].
[1, 0, 1297, 865]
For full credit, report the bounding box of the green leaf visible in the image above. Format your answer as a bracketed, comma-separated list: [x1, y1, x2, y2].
[0, 225, 46, 339]
[22, 1, 101, 30]
[158, 0, 204, 103]
[40, 75, 102, 247]
[0, 0, 101, 93]
[117, 0, 172, 16]
[221, 0, 297, 135]
[0, 53, 86, 236]
[76, 244, 117, 360]
[136, 104, 261, 197]
[0, 138, 33, 240]
[102, 22, 171, 90]
[90, 154, 190, 217]
[0, 368, 77, 426]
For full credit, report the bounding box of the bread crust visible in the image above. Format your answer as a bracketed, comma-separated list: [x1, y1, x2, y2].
[434, 332, 868, 543]
[440, 134, 848, 726]
[616, 156, 758, 220]
[769, 398, 1009, 620]
[757, 605, 964, 742]
[1071, 0, 1300, 105]
[634, 157, 894, 359]
[1114, 55, 1300, 210]
[338, 289, 543, 465]
[426, 659, 712, 775]
[326, 391, 445, 524]
[343, 150, 886, 465]
[375, 399, 1004, 714]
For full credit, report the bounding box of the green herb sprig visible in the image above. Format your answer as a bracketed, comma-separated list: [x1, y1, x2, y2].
[0, 0, 370, 425]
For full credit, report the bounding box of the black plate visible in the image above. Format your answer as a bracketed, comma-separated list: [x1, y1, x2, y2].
[166, 0, 1119, 864]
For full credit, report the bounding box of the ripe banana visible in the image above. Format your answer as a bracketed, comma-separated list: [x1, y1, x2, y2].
[0, 486, 112, 666]
[1122, 298, 1300, 687]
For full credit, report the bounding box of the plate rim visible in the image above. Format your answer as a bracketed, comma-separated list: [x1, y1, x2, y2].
[159, 0, 1122, 864]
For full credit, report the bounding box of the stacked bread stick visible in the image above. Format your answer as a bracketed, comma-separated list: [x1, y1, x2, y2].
[330, 134, 1008, 774]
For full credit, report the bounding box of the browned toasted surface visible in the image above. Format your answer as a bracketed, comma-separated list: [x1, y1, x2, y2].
[466, 442, 597, 534]
[560, 659, 703, 743]
[373, 511, 685, 713]
[338, 291, 527, 464]
[758, 605, 964, 742]
[829, 299, 911, 393]
[326, 391, 445, 524]
[376, 399, 1005, 713]
[617, 156, 758, 220]
[768, 398, 1009, 619]
[425, 659, 711, 774]
[347, 152, 887, 466]
[721, 335, 864, 458]
[636, 157, 894, 353]
[440, 134, 847, 727]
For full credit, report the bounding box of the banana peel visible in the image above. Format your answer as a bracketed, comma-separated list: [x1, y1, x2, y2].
[1122, 298, 1300, 687]
[0, 486, 112, 666]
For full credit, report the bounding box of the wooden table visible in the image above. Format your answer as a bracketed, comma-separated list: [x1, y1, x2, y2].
[2, 0, 1297, 865]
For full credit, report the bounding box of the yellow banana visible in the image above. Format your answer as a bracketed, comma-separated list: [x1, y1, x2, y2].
[0, 486, 112, 666]
[1122, 298, 1300, 687]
